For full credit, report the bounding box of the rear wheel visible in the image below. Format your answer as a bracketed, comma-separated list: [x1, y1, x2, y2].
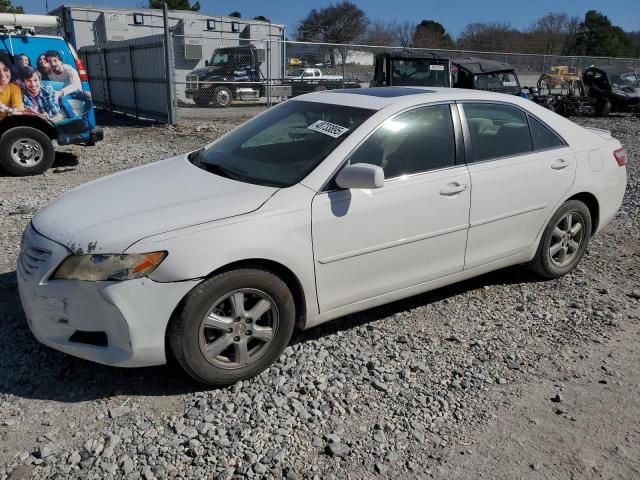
[168, 268, 295, 386]
[529, 200, 591, 279]
[0, 126, 55, 176]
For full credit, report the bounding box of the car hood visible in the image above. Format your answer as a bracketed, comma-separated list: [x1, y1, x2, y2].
[32, 155, 278, 254]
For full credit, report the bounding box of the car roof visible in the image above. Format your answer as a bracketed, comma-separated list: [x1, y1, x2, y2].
[453, 57, 516, 74]
[586, 64, 635, 75]
[294, 86, 524, 111]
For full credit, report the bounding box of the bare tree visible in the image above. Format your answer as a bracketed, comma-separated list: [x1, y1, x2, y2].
[363, 20, 397, 46]
[394, 21, 416, 48]
[457, 22, 519, 51]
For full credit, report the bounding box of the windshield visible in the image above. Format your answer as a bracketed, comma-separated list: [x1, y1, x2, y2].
[210, 50, 231, 65]
[390, 60, 449, 87]
[287, 69, 305, 76]
[609, 72, 640, 87]
[193, 100, 375, 187]
[473, 72, 519, 91]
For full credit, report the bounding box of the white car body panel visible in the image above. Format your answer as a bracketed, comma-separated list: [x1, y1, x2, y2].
[311, 166, 471, 311]
[17, 87, 627, 367]
[32, 155, 278, 254]
[464, 146, 576, 269]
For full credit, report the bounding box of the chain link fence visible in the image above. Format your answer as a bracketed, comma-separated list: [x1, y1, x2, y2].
[83, 32, 640, 124]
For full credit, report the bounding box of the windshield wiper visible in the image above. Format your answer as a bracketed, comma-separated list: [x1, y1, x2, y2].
[200, 162, 245, 181]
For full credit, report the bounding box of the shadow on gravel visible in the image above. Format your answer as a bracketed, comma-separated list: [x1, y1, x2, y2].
[52, 151, 79, 168]
[0, 265, 545, 402]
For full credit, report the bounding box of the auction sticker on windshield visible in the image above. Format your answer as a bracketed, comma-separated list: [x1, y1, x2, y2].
[308, 120, 349, 138]
[430, 65, 445, 71]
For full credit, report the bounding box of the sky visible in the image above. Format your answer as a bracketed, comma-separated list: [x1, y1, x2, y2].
[16, 0, 640, 37]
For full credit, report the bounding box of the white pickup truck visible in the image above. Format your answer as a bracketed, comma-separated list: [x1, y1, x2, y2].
[284, 68, 343, 81]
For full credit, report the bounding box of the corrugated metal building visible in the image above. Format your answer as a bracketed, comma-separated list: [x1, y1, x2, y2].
[39, 6, 286, 118]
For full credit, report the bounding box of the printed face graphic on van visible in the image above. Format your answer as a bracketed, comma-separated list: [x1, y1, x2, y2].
[0, 61, 11, 85]
[47, 55, 63, 74]
[24, 72, 41, 96]
[37, 54, 50, 72]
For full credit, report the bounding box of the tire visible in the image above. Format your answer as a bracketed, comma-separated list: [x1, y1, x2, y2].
[211, 86, 233, 108]
[529, 200, 592, 279]
[596, 99, 611, 117]
[193, 95, 210, 108]
[0, 126, 55, 176]
[168, 268, 295, 386]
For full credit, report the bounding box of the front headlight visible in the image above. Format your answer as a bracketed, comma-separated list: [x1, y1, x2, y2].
[52, 251, 167, 281]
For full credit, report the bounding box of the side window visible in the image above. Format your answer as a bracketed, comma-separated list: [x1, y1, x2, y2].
[350, 104, 455, 178]
[464, 103, 532, 161]
[529, 115, 565, 150]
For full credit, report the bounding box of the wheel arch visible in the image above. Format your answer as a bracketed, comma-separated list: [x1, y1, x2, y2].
[566, 192, 599, 236]
[0, 115, 57, 140]
[165, 257, 308, 346]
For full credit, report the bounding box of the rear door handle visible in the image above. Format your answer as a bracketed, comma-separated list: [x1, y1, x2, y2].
[551, 159, 569, 170]
[440, 183, 468, 196]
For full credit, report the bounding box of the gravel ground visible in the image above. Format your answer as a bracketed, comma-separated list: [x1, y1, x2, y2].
[0, 111, 639, 480]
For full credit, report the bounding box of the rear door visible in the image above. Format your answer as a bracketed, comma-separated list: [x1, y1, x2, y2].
[460, 102, 576, 269]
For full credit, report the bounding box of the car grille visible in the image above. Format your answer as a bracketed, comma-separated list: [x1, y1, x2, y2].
[186, 75, 198, 90]
[20, 245, 52, 277]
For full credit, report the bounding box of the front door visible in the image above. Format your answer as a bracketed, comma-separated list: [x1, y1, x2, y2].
[311, 104, 471, 312]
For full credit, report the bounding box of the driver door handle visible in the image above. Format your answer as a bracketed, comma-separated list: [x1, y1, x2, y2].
[440, 183, 468, 196]
[551, 159, 569, 170]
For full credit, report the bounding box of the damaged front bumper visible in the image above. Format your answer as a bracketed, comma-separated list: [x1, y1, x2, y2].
[17, 223, 199, 367]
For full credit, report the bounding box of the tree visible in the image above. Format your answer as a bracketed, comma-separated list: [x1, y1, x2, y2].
[412, 20, 453, 49]
[575, 10, 629, 57]
[394, 21, 416, 48]
[148, 0, 199, 11]
[295, 1, 369, 44]
[0, 0, 24, 13]
[457, 22, 520, 51]
[253, 15, 270, 22]
[229, 11, 241, 18]
[363, 20, 396, 46]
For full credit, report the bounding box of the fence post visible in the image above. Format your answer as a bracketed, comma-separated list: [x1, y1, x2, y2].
[342, 44, 347, 88]
[102, 48, 112, 111]
[129, 45, 140, 119]
[267, 40, 271, 107]
[162, 3, 177, 125]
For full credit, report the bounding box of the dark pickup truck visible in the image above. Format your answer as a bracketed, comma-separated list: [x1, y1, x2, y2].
[185, 45, 360, 107]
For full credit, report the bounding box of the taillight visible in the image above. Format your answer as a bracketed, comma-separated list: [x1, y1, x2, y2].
[613, 148, 628, 167]
[75, 58, 89, 82]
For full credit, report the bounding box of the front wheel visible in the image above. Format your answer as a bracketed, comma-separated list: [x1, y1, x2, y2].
[0, 126, 55, 176]
[212, 86, 233, 108]
[529, 200, 592, 279]
[168, 268, 296, 386]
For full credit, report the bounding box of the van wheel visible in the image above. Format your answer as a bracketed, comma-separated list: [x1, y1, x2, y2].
[529, 200, 591, 279]
[212, 86, 232, 108]
[0, 127, 55, 176]
[168, 268, 295, 386]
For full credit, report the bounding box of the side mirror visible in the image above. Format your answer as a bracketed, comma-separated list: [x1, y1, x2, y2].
[335, 163, 384, 190]
[205, 60, 210, 67]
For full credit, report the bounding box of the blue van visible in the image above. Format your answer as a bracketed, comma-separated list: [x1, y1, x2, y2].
[0, 17, 102, 175]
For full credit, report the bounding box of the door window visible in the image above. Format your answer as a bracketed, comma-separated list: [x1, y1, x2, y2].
[463, 103, 532, 161]
[350, 104, 456, 178]
[528, 115, 565, 150]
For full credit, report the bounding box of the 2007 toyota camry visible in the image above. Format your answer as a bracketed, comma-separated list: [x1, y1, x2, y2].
[18, 87, 627, 386]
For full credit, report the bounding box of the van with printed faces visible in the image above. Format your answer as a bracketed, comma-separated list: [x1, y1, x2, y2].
[0, 14, 102, 176]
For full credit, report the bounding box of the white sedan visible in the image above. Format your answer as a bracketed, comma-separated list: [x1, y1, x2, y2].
[18, 87, 627, 386]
